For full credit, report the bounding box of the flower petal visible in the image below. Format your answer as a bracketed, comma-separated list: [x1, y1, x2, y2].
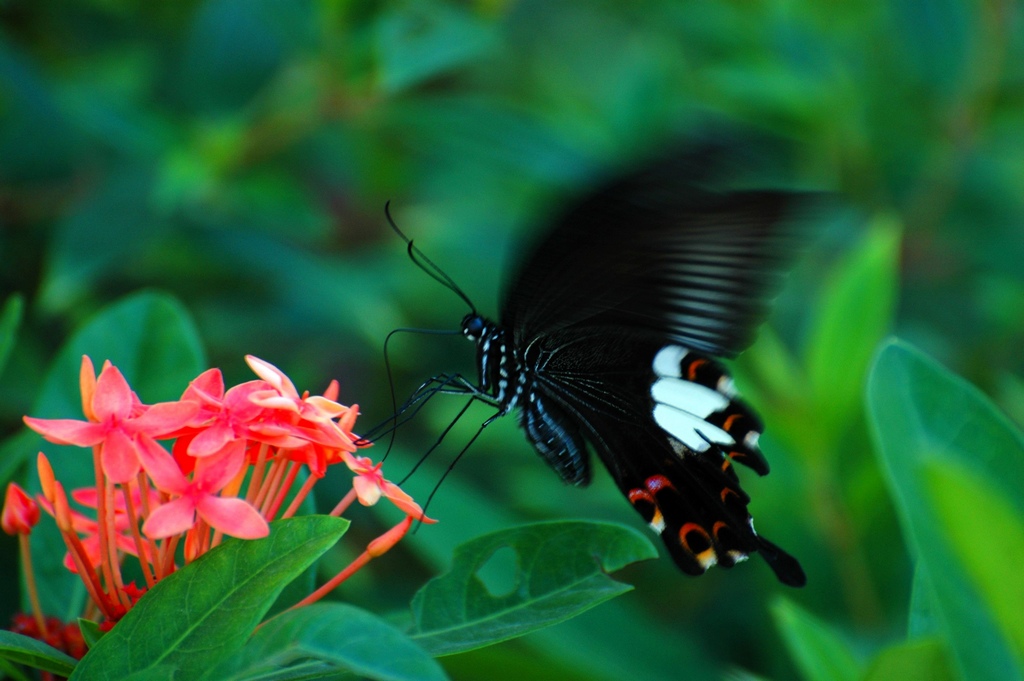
[142, 497, 197, 539]
[92, 365, 134, 421]
[184, 368, 225, 404]
[245, 356, 298, 398]
[137, 433, 189, 494]
[102, 429, 141, 484]
[193, 439, 246, 491]
[381, 481, 432, 519]
[307, 395, 346, 416]
[322, 379, 339, 402]
[248, 393, 299, 413]
[23, 417, 105, 447]
[79, 356, 98, 421]
[187, 421, 235, 458]
[352, 475, 382, 506]
[130, 400, 200, 437]
[195, 496, 269, 539]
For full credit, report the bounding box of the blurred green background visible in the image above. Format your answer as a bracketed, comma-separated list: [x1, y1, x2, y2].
[1, 1, 1023, 679]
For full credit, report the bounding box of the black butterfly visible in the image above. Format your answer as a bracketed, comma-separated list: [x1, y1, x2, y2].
[392, 147, 808, 587]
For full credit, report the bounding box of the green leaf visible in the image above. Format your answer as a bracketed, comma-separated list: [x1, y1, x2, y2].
[25, 291, 206, 620]
[0, 294, 23, 377]
[907, 565, 942, 638]
[408, 520, 657, 656]
[867, 339, 1024, 681]
[861, 638, 953, 681]
[77, 618, 104, 651]
[0, 656, 30, 681]
[120, 667, 179, 681]
[206, 603, 447, 681]
[771, 598, 860, 681]
[805, 213, 900, 434]
[69, 515, 349, 681]
[0, 629, 78, 677]
[923, 458, 1024, 667]
[376, 4, 496, 94]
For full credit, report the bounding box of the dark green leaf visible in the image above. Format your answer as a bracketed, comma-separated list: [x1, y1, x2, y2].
[0, 629, 78, 677]
[0, 294, 23, 377]
[771, 598, 860, 681]
[861, 638, 953, 681]
[408, 520, 657, 656]
[0, 656, 30, 681]
[206, 602, 447, 681]
[39, 168, 166, 313]
[376, 5, 496, 94]
[867, 339, 1024, 681]
[69, 515, 349, 681]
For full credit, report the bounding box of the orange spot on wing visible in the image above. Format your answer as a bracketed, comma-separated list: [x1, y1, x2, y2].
[686, 358, 707, 381]
[628, 488, 654, 505]
[645, 475, 675, 493]
[722, 413, 740, 431]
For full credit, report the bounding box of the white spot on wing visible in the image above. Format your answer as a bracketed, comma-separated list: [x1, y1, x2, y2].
[653, 345, 689, 377]
[651, 377, 728, 417]
[652, 404, 733, 452]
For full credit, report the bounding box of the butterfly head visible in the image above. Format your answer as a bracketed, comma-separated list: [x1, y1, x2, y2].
[461, 313, 491, 342]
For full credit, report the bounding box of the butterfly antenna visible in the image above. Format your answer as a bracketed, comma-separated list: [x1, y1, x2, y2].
[385, 201, 477, 313]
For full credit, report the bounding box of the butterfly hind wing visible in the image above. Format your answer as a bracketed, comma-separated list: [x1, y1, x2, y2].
[601, 424, 805, 586]
[528, 329, 805, 585]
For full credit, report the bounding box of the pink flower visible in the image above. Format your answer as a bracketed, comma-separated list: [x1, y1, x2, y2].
[24, 359, 198, 484]
[138, 435, 268, 540]
[246, 356, 358, 450]
[343, 453, 434, 521]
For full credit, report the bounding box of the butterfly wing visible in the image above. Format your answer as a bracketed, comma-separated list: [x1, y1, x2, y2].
[501, 151, 807, 358]
[523, 327, 805, 585]
[498, 148, 810, 584]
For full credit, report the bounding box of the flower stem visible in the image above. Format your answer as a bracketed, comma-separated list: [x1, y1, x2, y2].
[120, 484, 155, 588]
[18, 534, 48, 636]
[281, 473, 318, 519]
[264, 461, 300, 521]
[245, 444, 271, 505]
[289, 551, 371, 610]
[329, 488, 357, 517]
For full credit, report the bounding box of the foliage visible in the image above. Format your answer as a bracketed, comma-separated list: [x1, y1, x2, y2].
[2, 1, 1023, 680]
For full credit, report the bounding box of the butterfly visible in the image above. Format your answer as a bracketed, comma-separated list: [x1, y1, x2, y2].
[393, 145, 809, 587]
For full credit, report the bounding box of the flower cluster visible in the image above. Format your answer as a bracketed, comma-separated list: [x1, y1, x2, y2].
[4, 355, 431, 653]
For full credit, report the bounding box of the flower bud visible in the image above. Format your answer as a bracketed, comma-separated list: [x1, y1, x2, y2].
[2, 483, 40, 535]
